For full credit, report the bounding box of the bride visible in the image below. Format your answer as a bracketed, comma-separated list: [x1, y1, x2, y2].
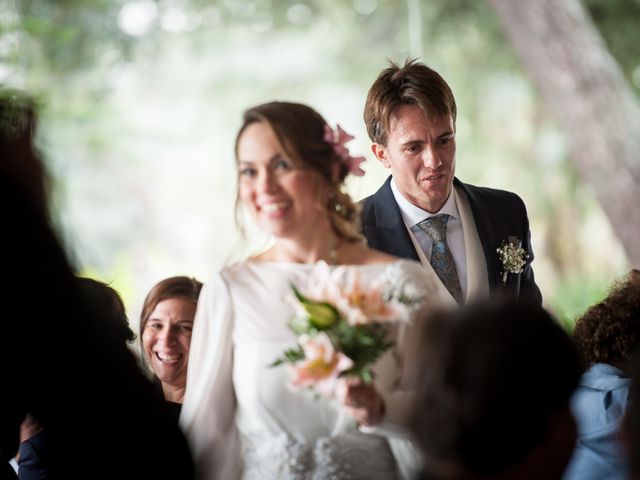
[180, 101, 453, 479]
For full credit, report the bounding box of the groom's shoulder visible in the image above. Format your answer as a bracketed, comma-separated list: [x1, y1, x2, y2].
[457, 178, 525, 208]
[359, 192, 376, 225]
[359, 176, 392, 220]
[359, 190, 376, 210]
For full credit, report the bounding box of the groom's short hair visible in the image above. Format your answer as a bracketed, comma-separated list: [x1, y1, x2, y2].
[363, 58, 457, 146]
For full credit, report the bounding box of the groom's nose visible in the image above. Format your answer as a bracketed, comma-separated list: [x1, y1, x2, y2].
[421, 145, 442, 169]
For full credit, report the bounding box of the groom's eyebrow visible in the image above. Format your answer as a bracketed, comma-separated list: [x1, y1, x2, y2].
[400, 139, 424, 146]
[438, 131, 455, 140]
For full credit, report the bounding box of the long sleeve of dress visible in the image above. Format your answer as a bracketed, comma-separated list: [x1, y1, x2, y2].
[180, 271, 241, 480]
[359, 325, 423, 480]
[361, 262, 456, 479]
[370, 263, 454, 430]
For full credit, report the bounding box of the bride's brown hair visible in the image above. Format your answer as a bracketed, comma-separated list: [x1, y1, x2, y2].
[234, 101, 363, 243]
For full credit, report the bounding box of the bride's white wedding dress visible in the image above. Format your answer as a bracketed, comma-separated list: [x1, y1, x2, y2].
[180, 259, 452, 479]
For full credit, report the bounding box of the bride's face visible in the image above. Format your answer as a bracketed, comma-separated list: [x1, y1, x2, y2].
[237, 121, 330, 239]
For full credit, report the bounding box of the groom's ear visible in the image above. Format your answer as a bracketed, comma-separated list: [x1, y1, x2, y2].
[371, 144, 391, 168]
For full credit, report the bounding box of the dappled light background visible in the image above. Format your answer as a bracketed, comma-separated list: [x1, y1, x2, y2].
[2, 0, 637, 329]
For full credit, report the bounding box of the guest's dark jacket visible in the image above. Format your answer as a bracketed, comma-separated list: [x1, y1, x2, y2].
[361, 176, 542, 304]
[17, 430, 48, 480]
[0, 177, 195, 479]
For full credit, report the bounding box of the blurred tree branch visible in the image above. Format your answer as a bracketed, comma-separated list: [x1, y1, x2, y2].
[488, 0, 640, 266]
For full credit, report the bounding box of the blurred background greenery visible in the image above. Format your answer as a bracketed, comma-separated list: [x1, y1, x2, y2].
[1, 0, 637, 330]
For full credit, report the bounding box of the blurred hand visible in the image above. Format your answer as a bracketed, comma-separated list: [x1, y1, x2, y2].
[20, 414, 43, 443]
[336, 377, 385, 426]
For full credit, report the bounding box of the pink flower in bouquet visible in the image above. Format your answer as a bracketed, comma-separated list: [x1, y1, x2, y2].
[302, 263, 410, 326]
[330, 267, 405, 326]
[288, 332, 354, 396]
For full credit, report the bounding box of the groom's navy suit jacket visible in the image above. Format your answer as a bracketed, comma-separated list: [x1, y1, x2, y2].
[361, 176, 542, 304]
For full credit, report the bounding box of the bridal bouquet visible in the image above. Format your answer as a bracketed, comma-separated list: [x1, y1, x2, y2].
[271, 261, 425, 396]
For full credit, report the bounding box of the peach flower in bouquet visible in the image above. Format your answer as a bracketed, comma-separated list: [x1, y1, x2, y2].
[272, 261, 425, 396]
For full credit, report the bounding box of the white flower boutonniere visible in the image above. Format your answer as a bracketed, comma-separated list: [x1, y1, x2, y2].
[496, 237, 529, 286]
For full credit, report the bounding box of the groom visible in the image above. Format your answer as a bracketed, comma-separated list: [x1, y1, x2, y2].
[361, 59, 542, 304]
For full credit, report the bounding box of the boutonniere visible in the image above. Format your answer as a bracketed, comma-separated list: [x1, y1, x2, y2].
[496, 236, 529, 286]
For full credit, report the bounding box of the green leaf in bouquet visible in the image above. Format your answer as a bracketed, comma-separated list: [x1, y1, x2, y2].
[291, 284, 340, 329]
[269, 346, 305, 367]
[340, 366, 374, 384]
[361, 369, 373, 384]
[329, 321, 394, 376]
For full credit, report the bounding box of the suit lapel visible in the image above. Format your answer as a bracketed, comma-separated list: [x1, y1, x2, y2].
[454, 186, 490, 302]
[363, 177, 420, 262]
[454, 178, 509, 293]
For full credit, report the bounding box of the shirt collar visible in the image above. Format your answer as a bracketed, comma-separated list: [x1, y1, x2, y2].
[390, 177, 459, 228]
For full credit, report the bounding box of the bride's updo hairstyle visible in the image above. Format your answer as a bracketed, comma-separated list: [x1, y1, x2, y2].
[234, 101, 363, 243]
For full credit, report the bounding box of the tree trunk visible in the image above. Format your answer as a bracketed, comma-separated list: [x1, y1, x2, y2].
[488, 0, 640, 267]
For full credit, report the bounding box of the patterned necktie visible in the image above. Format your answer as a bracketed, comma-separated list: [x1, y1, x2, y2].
[417, 214, 463, 304]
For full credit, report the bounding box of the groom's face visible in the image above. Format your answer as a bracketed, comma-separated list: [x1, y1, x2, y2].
[372, 104, 456, 214]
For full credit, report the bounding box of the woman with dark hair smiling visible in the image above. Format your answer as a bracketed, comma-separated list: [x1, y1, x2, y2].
[140, 276, 202, 418]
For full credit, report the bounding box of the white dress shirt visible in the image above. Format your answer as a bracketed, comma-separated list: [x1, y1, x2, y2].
[390, 178, 468, 300]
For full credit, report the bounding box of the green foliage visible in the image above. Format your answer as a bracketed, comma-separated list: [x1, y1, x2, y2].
[270, 346, 305, 367]
[276, 318, 394, 384]
[585, 0, 640, 94]
[329, 322, 393, 384]
[11, 1, 135, 74]
[273, 285, 395, 384]
[0, 87, 35, 140]
[548, 273, 611, 331]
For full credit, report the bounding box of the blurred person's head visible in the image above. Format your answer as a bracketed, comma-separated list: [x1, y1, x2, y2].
[76, 277, 135, 346]
[0, 87, 47, 214]
[364, 59, 458, 213]
[410, 300, 583, 479]
[0, 91, 196, 478]
[572, 269, 640, 371]
[140, 276, 202, 403]
[234, 101, 363, 244]
[623, 349, 640, 479]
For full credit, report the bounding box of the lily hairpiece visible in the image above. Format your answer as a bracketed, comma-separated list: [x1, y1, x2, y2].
[323, 123, 366, 177]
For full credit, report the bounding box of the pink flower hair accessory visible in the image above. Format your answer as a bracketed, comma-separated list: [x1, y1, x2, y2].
[323, 123, 366, 177]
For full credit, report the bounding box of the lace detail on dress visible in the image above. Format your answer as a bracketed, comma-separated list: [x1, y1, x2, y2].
[242, 433, 398, 480]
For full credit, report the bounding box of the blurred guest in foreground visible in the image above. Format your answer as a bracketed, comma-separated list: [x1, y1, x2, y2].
[77, 277, 137, 345]
[623, 346, 640, 480]
[17, 278, 137, 480]
[563, 269, 640, 480]
[410, 300, 582, 479]
[0, 88, 194, 479]
[140, 276, 202, 419]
